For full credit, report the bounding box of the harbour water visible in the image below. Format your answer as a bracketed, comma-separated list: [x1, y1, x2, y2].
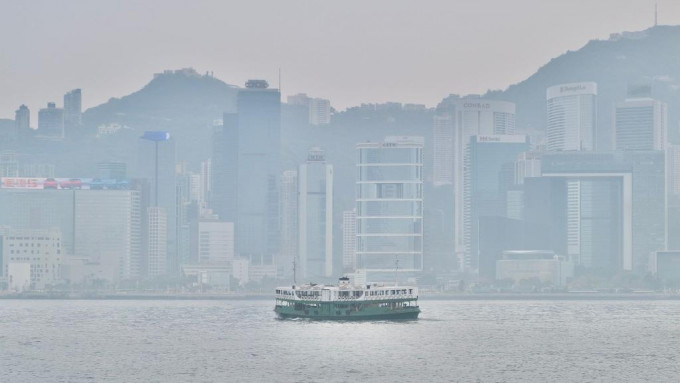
[1, 299, 679, 382]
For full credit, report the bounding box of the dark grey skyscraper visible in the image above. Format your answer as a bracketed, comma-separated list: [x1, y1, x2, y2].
[466, 135, 530, 272]
[37, 102, 64, 139]
[63, 89, 82, 133]
[615, 96, 667, 151]
[14, 104, 30, 140]
[210, 114, 238, 223]
[236, 80, 281, 264]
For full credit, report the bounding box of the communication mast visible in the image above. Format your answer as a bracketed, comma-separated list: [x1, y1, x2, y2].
[655, 2, 658, 26]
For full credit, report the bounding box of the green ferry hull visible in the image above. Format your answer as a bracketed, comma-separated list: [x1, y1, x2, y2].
[274, 302, 420, 320]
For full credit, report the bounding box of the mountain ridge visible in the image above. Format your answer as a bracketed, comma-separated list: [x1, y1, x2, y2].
[487, 25, 680, 147]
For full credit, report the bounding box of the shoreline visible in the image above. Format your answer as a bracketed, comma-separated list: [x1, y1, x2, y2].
[1, 292, 680, 301]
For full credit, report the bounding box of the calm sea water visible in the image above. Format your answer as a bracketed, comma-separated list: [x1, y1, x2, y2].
[1, 299, 679, 382]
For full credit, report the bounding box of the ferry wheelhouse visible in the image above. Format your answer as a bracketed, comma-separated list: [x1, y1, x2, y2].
[274, 277, 420, 320]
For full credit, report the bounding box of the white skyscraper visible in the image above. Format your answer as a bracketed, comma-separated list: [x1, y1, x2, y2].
[75, 190, 141, 282]
[147, 207, 168, 278]
[298, 148, 333, 278]
[546, 82, 597, 151]
[280, 170, 298, 277]
[309, 98, 331, 126]
[356, 136, 424, 277]
[450, 98, 516, 270]
[342, 209, 357, 272]
[666, 145, 680, 250]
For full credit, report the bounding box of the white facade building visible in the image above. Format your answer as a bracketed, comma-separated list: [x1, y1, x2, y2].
[298, 148, 333, 278]
[196, 221, 234, 264]
[309, 98, 331, 126]
[7, 263, 31, 292]
[496, 250, 574, 287]
[356, 136, 424, 276]
[546, 82, 597, 151]
[2, 228, 63, 290]
[147, 207, 168, 278]
[75, 190, 141, 283]
[280, 170, 298, 277]
[342, 209, 357, 272]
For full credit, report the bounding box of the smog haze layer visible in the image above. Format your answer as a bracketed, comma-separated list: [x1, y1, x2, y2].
[3, 0, 680, 116]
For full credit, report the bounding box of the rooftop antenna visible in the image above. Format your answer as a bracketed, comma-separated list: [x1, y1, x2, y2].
[394, 257, 399, 287]
[278, 67, 282, 92]
[655, 2, 658, 26]
[292, 256, 297, 286]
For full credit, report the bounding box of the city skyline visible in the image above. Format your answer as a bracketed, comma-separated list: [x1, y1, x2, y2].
[3, 0, 680, 118]
[3, 2, 680, 381]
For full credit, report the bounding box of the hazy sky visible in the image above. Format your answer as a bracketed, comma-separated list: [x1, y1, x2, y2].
[2, 0, 680, 119]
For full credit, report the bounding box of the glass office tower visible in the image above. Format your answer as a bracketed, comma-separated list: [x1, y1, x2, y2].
[355, 136, 424, 276]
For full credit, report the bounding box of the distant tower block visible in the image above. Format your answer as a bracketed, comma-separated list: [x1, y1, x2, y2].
[546, 82, 597, 152]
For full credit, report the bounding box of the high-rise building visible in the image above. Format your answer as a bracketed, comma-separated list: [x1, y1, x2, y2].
[287, 93, 310, 106]
[74, 190, 142, 282]
[449, 97, 516, 271]
[356, 136, 424, 277]
[14, 104, 30, 139]
[342, 209, 357, 272]
[279, 170, 298, 278]
[615, 97, 667, 151]
[298, 148, 333, 278]
[200, 159, 211, 207]
[147, 207, 168, 279]
[545, 83, 600, 269]
[138, 132, 176, 277]
[37, 102, 64, 139]
[309, 98, 331, 126]
[236, 80, 281, 265]
[546, 82, 597, 151]
[667, 145, 680, 250]
[0, 186, 142, 283]
[286, 93, 330, 125]
[63, 89, 82, 132]
[465, 135, 530, 271]
[432, 114, 454, 186]
[210, 114, 238, 222]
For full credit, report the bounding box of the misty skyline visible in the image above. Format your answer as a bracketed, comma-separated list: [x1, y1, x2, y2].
[3, 0, 680, 117]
